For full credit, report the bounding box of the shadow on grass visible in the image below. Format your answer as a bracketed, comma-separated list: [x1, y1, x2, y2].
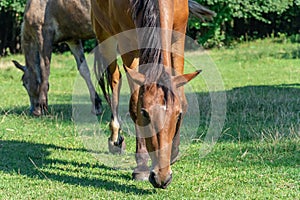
[0, 140, 152, 194]
[0, 83, 299, 192]
[281, 46, 300, 59]
[2, 83, 299, 143]
[196, 83, 300, 141]
[0, 103, 112, 124]
[0, 105, 30, 115]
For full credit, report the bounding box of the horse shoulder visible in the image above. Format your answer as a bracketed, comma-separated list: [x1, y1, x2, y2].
[24, 0, 47, 27]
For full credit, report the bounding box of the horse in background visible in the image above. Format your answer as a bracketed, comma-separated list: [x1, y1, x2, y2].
[12, 0, 214, 188]
[12, 0, 213, 117]
[13, 0, 102, 116]
[91, 0, 214, 188]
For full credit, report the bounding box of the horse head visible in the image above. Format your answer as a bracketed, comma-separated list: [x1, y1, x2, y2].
[126, 66, 201, 188]
[12, 60, 46, 116]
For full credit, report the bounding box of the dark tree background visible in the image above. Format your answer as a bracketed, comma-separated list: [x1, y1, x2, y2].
[0, 0, 300, 56]
[0, 0, 26, 56]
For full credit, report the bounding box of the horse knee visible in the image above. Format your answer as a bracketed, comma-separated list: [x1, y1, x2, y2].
[78, 64, 91, 79]
[110, 70, 122, 89]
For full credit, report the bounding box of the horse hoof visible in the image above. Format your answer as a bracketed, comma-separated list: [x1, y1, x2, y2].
[94, 94, 103, 116]
[91, 107, 102, 116]
[32, 109, 42, 116]
[95, 109, 102, 116]
[91, 103, 102, 116]
[108, 136, 126, 154]
[132, 169, 150, 181]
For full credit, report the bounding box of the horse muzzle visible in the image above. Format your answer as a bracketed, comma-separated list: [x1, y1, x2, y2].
[149, 171, 173, 189]
[30, 99, 48, 116]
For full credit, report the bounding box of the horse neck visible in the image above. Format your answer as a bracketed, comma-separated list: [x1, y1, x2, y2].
[157, 0, 174, 70]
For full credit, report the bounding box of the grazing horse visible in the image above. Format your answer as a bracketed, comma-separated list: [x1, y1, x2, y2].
[13, 0, 102, 116]
[91, 0, 214, 188]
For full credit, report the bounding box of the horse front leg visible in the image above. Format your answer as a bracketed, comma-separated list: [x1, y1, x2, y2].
[91, 16, 125, 154]
[128, 86, 150, 181]
[37, 27, 53, 116]
[170, 11, 189, 164]
[132, 128, 150, 181]
[67, 40, 102, 115]
[121, 51, 150, 180]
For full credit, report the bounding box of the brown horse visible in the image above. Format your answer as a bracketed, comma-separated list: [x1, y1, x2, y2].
[91, 0, 214, 188]
[11, 0, 211, 117]
[12, 0, 102, 116]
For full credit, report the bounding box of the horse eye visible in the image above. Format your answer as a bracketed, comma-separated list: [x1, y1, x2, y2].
[177, 113, 182, 121]
[141, 108, 150, 119]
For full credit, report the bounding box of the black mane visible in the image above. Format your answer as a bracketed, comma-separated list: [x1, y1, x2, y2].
[131, 0, 164, 84]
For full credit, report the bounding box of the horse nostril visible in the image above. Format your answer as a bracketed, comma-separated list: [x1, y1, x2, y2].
[31, 105, 42, 116]
[149, 171, 160, 188]
[162, 173, 172, 189]
[149, 171, 172, 189]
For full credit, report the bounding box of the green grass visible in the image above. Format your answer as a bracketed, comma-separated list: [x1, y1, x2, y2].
[0, 39, 299, 199]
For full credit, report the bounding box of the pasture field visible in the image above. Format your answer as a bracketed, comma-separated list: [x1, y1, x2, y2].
[0, 39, 299, 199]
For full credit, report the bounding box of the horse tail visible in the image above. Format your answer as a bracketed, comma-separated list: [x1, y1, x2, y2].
[188, 0, 216, 21]
[93, 47, 111, 106]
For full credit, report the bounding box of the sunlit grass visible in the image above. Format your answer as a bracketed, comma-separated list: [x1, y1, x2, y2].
[0, 39, 299, 199]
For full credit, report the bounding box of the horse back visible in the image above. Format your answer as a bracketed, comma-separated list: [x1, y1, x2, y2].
[22, 0, 94, 44]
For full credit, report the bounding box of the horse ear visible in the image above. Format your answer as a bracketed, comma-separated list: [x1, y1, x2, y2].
[124, 65, 145, 86]
[12, 60, 27, 72]
[172, 70, 202, 88]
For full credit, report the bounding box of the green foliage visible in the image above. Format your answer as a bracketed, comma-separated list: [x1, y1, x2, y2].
[0, 0, 27, 11]
[189, 0, 300, 48]
[195, 0, 294, 21]
[0, 0, 27, 55]
[83, 39, 97, 52]
[290, 34, 300, 43]
[0, 0, 26, 17]
[0, 0, 300, 53]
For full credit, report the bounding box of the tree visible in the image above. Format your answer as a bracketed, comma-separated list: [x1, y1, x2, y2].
[188, 0, 299, 47]
[0, 0, 26, 55]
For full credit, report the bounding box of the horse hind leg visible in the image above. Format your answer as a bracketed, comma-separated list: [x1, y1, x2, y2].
[37, 27, 53, 116]
[106, 60, 125, 154]
[91, 16, 125, 154]
[67, 40, 102, 115]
